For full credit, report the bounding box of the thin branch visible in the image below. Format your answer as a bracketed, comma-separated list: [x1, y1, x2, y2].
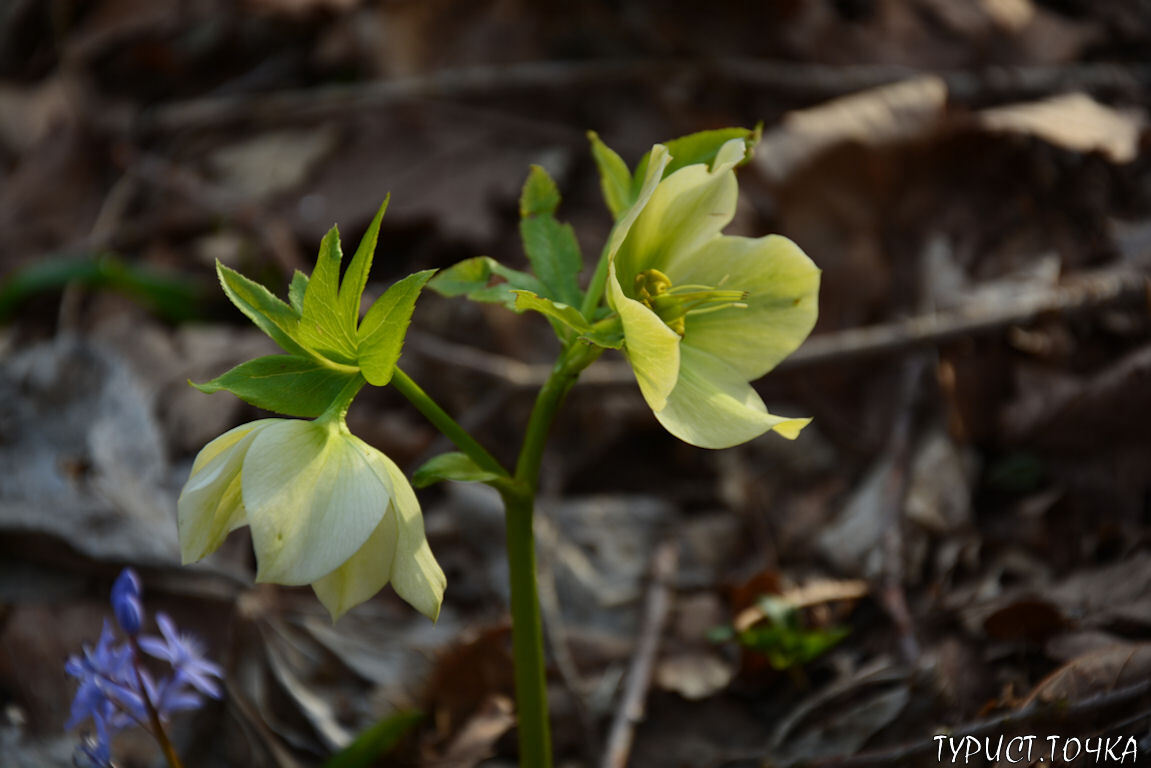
[600, 540, 679, 768]
[407, 330, 633, 387]
[877, 356, 925, 665]
[780, 269, 1150, 371]
[98, 59, 1151, 135]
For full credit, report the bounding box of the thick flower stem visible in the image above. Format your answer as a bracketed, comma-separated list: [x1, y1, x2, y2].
[500, 486, 552, 768]
[391, 367, 510, 478]
[503, 343, 603, 767]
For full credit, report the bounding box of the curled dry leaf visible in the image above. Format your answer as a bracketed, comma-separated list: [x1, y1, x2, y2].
[1023, 643, 1151, 707]
[655, 653, 735, 701]
[978, 93, 1145, 164]
[756, 76, 948, 184]
[734, 578, 869, 633]
[983, 597, 1068, 644]
[427, 695, 516, 768]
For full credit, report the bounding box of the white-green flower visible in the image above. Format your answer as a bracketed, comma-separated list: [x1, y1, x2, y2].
[605, 138, 820, 449]
[178, 416, 445, 621]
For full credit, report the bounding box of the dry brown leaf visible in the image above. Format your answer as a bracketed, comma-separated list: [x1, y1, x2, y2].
[245, 0, 359, 15]
[904, 429, 977, 535]
[1046, 631, 1130, 663]
[655, 653, 735, 701]
[0, 77, 74, 154]
[427, 695, 516, 768]
[208, 128, 341, 203]
[425, 626, 514, 740]
[756, 76, 947, 183]
[983, 598, 1067, 643]
[1024, 643, 1151, 706]
[978, 93, 1145, 163]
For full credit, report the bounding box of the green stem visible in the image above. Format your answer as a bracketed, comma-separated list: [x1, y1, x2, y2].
[500, 486, 552, 768]
[504, 343, 602, 767]
[393, 345, 600, 767]
[391, 367, 509, 477]
[579, 242, 612, 320]
[515, 347, 595, 489]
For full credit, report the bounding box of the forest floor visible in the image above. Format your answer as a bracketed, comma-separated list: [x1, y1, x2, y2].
[3, 2, 1151, 766]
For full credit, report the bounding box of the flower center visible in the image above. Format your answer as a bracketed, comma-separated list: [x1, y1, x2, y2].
[633, 268, 748, 336]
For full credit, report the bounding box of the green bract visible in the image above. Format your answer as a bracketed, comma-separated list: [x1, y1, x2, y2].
[605, 138, 820, 449]
[178, 412, 445, 621]
[199, 198, 434, 415]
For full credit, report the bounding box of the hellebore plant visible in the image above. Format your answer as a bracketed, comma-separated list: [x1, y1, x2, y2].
[66, 568, 223, 768]
[178, 127, 819, 767]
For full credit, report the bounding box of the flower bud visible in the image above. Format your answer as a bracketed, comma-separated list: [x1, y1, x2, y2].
[110, 568, 143, 636]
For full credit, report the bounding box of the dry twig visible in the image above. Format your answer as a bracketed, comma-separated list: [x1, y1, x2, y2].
[780, 269, 1150, 370]
[600, 540, 680, 768]
[97, 59, 1151, 135]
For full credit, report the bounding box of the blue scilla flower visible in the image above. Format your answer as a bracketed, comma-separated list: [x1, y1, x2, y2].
[74, 730, 112, 768]
[65, 621, 142, 767]
[65, 568, 224, 768]
[139, 613, 224, 701]
[110, 569, 143, 636]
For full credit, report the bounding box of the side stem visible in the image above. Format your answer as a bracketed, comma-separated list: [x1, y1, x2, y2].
[391, 367, 509, 477]
[580, 243, 612, 320]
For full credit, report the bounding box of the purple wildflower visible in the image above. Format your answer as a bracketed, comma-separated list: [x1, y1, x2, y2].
[65, 568, 224, 767]
[139, 612, 224, 700]
[110, 569, 143, 636]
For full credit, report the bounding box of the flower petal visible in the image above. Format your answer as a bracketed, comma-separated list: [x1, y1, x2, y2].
[674, 234, 820, 380]
[655, 345, 810, 449]
[378, 451, 446, 622]
[311, 500, 399, 621]
[603, 144, 671, 270]
[608, 259, 681, 411]
[244, 420, 391, 585]
[613, 142, 741, 293]
[177, 419, 278, 563]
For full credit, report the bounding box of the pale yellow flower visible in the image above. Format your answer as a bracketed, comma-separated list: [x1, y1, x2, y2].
[606, 139, 820, 449]
[178, 416, 445, 621]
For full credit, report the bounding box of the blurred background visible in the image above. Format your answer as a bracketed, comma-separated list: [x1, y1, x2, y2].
[2, 1, 1151, 766]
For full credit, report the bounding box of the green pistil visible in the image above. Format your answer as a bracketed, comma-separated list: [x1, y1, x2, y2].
[634, 269, 748, 336]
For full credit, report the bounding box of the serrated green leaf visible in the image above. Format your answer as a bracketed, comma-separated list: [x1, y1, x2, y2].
[412, 452, 505, 489]
[518, 166, 583, 307]
[632, 126, 760, 194]
[298, 226, 359, 363]
[511, 290, 590, 333]
[578, 328, 624, 350]
[588, 131, 634, 218]
[519, 218, 582, 307]
[288, 270, 309, 315]
[322, 710, 423, 768]
[357, 269, 436, 386]
[337, 196, 389, 333]
[519, 165, 561, 217]
[427, 256, 547, 310]
[192, 354, 358, 417]
[216, 262, 310, 357]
